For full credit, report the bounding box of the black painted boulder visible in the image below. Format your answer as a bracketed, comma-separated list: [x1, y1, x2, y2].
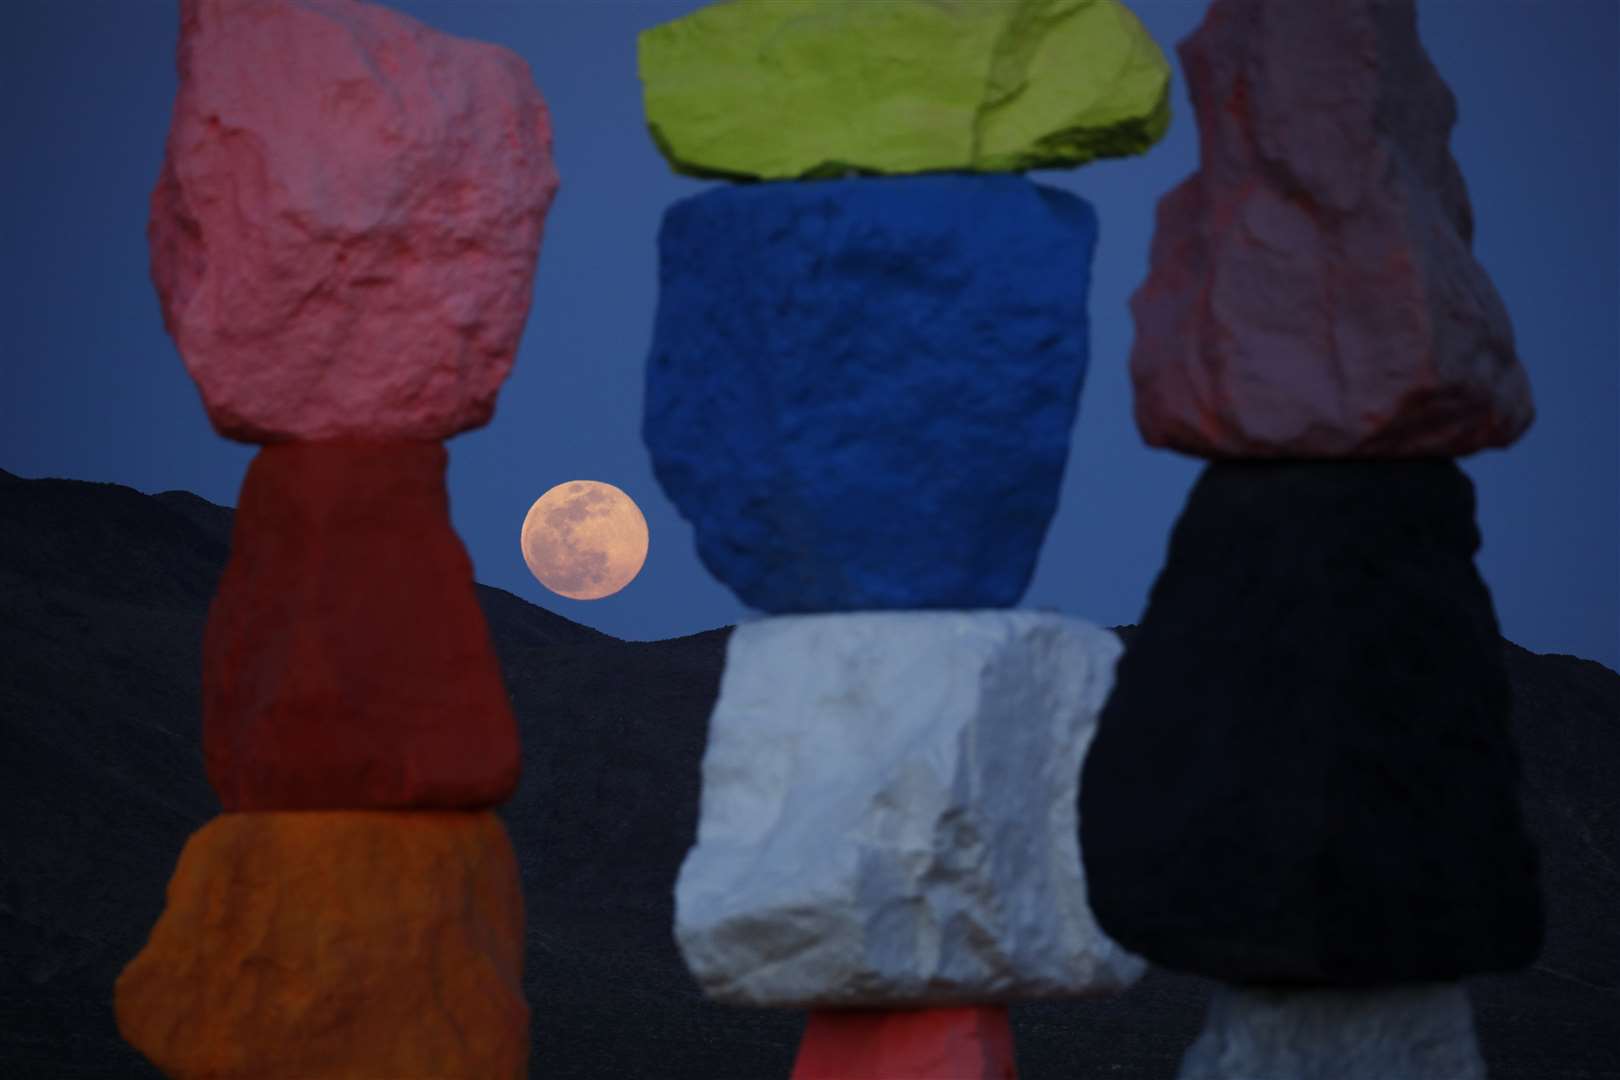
[1079, 459, 1542, 985]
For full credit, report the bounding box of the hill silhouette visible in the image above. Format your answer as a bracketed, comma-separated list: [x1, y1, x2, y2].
[1, 469, 1615, 1078]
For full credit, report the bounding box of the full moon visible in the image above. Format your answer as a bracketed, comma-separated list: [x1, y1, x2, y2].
[520, 481, 649, 601]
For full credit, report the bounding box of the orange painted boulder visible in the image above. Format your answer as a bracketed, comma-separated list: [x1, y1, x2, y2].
[204, 442, 519, 810]
[791, 1007, 1018, 1080]
[115, 811, 528, 1080]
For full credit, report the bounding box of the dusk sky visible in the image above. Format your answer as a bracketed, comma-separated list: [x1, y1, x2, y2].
[3, 0, 1615, 671]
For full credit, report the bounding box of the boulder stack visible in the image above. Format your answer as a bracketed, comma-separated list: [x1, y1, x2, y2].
[1079, 0, 1543, 1074]
[639, 2, 1171, 1073]
[118, 1, 556, 1075]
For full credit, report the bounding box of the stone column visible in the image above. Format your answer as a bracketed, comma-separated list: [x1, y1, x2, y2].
[637, 3, 1174, 1070]
[1079, 0, 1542, 1075]
[114, 2, 558, 1076]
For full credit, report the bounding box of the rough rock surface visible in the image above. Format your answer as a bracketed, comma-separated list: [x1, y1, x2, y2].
[792, 1007, 1017, 1080]
[150, 0, 559, 442]
[115, 811, 528, 1080]
[1128, 0, 1532, 458]
[205, 442, 519, 810]
[1080, 459, 1542, 984]
[675, 611, 1144, 1005]
[5, 472, 1617, 1079]
[1177, 983, 1485, 1080]
[644, 175, 1097, 612]
[639, 0, 1170, 180]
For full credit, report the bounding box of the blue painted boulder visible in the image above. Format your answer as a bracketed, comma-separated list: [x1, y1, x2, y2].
[644, 175, 1098, 612]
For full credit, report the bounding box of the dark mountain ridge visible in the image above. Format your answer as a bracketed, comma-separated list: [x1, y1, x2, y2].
[1, 470, 1616, 1078]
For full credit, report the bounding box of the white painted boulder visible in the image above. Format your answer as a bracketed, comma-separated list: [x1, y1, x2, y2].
[1178, 983, 1486, 1080]
[674, 611, 1145, 1006]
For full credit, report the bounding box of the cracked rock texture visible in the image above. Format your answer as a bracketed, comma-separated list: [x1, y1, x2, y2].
[114, 811, 528, 1080]
[1177, 983, 1485, 1080]
[150, 0, 559, 442]
[639, 0, 1170, 179]
[644, 175, 1096, 612]
[1129, 0, 1532, 458]
[204, 442, 519, 810]
[1080, 459, 1543, 984]
[675, 611, 1144, 1006]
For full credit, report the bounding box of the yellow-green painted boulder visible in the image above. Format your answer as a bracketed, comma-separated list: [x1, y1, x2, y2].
[639, 0, 1171, 179]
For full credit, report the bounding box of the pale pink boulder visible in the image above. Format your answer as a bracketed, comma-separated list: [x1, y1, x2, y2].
[1130, 0, 1533, 459]
[150, 0, 560, 443]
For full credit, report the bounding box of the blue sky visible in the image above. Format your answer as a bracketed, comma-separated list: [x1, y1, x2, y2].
[3, 0, 1616, 670]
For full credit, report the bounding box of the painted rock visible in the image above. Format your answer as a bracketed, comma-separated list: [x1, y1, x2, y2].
[675, 611, 1144, 1005]
[150, 0, 559, 442]
[792, 1007, 1018, 1080]
[1177, 984, 1485, 1080]
[1129, 0, 1533, 458]
[644, 176, 1097, 612]
[639, 0, 1169, 179]
[1080, 460, 1543, 983]
[205, 442, 519, 810]
[115, 811, 528, 1080]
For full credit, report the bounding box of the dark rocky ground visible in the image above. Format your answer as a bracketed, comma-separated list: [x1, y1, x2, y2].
[2, 466, 1616, 1079]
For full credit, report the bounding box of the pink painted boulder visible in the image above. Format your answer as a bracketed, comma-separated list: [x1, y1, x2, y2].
[150, 0, 560, 443]
[1129, 0, 1533, 458]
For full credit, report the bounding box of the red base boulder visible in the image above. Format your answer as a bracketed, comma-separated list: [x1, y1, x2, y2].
[204, 441, 519, 810]
[791, 1007, 1017, 1080]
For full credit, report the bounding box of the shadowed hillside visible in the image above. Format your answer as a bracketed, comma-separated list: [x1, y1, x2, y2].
[1, 469, 1615, 1078]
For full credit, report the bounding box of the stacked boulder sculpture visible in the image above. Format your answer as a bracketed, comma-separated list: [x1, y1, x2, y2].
[116, 1, 558, 1076]
[109, 1, 1543, 1076]
[1081, 0, 1542, 1076]
[640, 1, 1170, 1075]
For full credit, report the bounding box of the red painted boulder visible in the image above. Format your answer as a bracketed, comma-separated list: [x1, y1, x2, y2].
[791, 1007, 1017, 1080]
[204, 442, 519, 810]
[150, 0, 559, 443]
[1129, 0, 1533, 458]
